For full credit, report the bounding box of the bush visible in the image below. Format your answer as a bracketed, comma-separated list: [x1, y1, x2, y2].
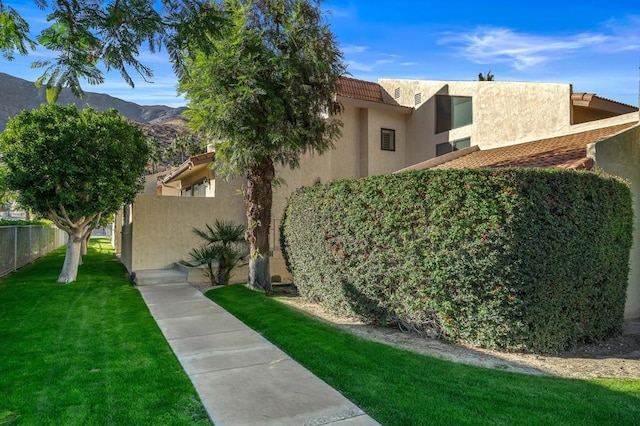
[0, 219, 53, 226]
[183, 220, 248, 286]
[281, 168, 633, 352]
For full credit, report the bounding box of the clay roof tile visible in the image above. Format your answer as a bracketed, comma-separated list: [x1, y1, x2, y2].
[429, 122, 637, 171]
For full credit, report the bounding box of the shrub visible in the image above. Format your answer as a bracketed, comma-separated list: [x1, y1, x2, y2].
[183, 220, 248, 286]
[0, 219, 53, 226]
[281, 168, 633, 352]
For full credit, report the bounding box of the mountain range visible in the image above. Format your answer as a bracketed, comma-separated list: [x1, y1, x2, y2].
[0, 72, 186, 130]
[0, 73, 193, 173]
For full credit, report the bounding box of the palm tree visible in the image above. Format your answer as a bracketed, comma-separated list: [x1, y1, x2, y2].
[184, 220, 248, 286]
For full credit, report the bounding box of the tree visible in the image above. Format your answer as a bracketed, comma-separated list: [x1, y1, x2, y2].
[479, 70, 494, 81]
[184, 220, 248, 286]
[0, 104, 149, 282]
[0, 0, 222, 101]
[166, 132, 207, 166]
[0, 162, 14, 204]
[146, 137, 164, 174]
[179, 0, 345, 292]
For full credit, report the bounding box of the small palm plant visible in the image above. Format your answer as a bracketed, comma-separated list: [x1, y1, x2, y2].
[184, 220, 248, 286]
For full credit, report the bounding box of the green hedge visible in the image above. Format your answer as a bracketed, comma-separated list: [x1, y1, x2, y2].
[280, 169, 633, 352]
[0, 219, 53, 226]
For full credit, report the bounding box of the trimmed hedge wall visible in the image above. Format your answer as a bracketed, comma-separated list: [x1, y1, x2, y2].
[280, 169, 633, 352]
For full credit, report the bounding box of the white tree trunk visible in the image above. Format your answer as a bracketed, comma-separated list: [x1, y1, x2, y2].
[57, 232, 83, 283]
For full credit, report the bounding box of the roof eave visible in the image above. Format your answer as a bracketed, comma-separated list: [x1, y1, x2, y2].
[338, 95, 414, 115]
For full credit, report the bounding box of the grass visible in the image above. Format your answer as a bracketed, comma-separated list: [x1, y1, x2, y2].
[207, 284, 640, 426]
[0, 238, 210, 425]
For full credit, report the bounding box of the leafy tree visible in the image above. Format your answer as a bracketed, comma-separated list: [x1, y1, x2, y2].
[0, 0, 36, 61]
[183, 220, 248, 286]
[165, 132, 207, 166]
[0, 162, 15, 205]
[146, 136, 164, 174]
[179, 0, 345, 292]
[0, 0, 222, 100]
[0, 104, 149, 282]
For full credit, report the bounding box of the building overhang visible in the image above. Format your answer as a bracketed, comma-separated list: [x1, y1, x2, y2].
[337, 95, 414, 115]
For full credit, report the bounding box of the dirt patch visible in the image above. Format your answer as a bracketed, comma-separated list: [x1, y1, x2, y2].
[196, 283, 639, 379]
[275, 295, 640, 379]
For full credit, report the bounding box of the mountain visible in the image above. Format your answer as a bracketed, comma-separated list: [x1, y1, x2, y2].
[0, 72, 187, 131]
[0, 73, 196, 173]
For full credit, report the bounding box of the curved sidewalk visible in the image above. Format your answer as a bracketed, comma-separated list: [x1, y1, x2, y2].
[136, 271, 380, 426]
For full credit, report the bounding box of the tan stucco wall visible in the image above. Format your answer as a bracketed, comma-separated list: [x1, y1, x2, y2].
[366, 108, 408, 176]
[129, 180, 245, 271]
[379, 79, 573, 163]
[590, 123, 640, 319]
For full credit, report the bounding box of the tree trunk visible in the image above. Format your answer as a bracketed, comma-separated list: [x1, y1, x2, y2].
[245, 158, 274, 293]
[81, 231, 92, 256]
[57, 231, 83, 283]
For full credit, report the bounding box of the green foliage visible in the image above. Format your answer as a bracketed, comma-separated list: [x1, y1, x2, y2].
[184, 220, 248, 286]
[281, 168, 634, 352]
[479, 70, 494, 81]
[1, 0, 223, 100]
[0, 2, 35, 61]
[179, 0, 346, 291]
[179, 0, 345, 175]
[0, 104, 149, 226]
[0, 161, 15, 204]
[0, 219, 52, 226]
[165, 132, 207, 166]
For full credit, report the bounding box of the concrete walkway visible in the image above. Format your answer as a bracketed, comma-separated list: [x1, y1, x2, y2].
[135, 269, 380, 426]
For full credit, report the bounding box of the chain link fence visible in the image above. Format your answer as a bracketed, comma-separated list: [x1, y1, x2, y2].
[0, 225, 67, 278]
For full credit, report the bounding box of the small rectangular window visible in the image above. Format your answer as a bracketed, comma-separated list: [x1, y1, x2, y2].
[381, 128, 396, 151]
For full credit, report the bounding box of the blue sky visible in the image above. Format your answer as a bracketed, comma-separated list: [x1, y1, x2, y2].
[2, 0, 640, 107]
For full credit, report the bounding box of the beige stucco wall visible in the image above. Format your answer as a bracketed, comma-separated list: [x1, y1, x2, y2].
[128, 178, 245, 271]
[366, 108, 408, 176]
[589, 123, 640, 319]
[379, 79, 573, 164]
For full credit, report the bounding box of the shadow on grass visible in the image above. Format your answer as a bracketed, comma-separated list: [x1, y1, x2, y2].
[0, 238, 210, 425]
[207, 284, 640, 426]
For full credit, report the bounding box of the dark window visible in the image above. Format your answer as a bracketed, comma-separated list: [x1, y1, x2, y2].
[381, 128, 396, 151]
[436, 95, 472, 133]
[435, 137, 471, 157]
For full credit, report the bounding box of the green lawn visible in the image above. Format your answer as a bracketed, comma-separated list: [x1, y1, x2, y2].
[0, 238, 210, 425]
[207, 284, 640, 426]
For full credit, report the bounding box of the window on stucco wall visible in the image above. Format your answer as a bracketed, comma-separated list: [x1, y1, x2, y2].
[436, 95, 472, 133]
[436, 137, 471, 156]
[381, 128, 396, 151]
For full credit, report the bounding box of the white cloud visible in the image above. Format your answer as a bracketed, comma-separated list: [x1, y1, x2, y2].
[346, 60, 374, 72]
[341, 44, 369, 54]
[440, 27, 613, 70]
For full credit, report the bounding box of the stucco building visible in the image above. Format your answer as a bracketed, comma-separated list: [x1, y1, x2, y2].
[120, 76, 640, 318]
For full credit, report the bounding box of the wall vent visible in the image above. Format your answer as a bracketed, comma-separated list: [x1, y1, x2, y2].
[394, 87, 401, 99]
[414, 92, 422, 105]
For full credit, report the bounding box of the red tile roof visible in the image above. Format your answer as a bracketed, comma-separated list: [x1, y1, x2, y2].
[571, 93, 638, 111]
[337, 77, 386, 103]
[427, 122, 637, 171]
